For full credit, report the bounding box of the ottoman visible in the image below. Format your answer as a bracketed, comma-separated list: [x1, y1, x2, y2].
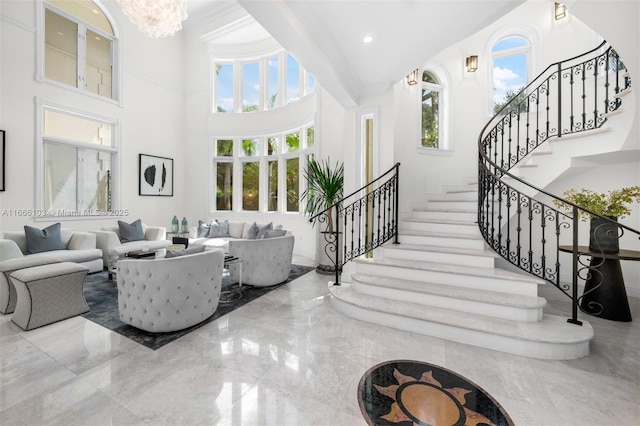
[9, 262, 90, 330]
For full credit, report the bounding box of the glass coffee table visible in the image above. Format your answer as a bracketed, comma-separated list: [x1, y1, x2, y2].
[107, 249, 162, 281]
[220, 255, 242, 303]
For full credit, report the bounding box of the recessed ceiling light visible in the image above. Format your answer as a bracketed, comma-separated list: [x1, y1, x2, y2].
[363, 35, 373, 44]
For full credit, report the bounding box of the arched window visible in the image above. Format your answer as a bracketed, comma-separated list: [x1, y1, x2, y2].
[40, 0, 119, 101]
[421, 69, 444, 149]
[214, 51, 315, 114]
[491, 35, 531, 114]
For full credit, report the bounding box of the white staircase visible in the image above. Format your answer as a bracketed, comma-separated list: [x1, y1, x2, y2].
[329, 184, 594, 360]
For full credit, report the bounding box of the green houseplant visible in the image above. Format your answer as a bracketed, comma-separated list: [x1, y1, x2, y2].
[301, 158, 344, 232]
[554, 186, 640, 252]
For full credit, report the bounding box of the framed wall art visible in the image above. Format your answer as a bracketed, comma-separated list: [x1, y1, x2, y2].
[139, 153, 173, 196]
[0, 130, 5, 191]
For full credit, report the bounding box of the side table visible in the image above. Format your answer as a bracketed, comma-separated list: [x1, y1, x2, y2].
[220, 256, 242, 304]
[559, 245, 638, 322]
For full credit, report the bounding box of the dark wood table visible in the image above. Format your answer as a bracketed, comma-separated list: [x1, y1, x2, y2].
[559, 246, 639, 322]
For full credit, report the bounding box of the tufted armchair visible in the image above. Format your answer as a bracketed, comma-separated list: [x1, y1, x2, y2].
[116, 248, 224, 332]
[227, 235, 294, 287]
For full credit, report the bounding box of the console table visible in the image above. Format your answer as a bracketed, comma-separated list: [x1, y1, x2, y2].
[559, 245, 638, 322]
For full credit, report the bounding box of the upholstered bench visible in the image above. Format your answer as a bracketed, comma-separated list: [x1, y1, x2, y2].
[9, 262, 90, 330]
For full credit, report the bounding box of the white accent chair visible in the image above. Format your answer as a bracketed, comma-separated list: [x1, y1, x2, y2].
[91, 224, 170, 269]
[227, 235, 295, 287]
[116, 249, 224, 332]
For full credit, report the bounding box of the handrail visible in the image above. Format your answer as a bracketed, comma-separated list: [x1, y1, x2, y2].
[311, 162, 401, 284]
[478, 41, 636, 325]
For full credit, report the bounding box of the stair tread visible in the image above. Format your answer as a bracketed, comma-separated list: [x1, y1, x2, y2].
[413, 207, 477, 213]
[428, 198, 477, 203]
[352, 273, 546, 308]
[354, 257, 545, 285]
[382, 242, 498, 258]
[398, 229, 484, 240]
[402, 218, 477, 226]
[331, 283, 593, 344]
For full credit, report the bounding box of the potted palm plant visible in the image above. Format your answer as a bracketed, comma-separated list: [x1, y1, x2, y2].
[554, 186, 640, 253]
[301, 158, 344, 273]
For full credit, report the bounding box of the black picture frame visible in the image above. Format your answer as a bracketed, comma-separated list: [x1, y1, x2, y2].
[138, 153, 173, 196]
[0, 130, 5, 191]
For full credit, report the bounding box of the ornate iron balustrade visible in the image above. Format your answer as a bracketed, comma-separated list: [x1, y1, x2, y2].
[310, 162, 400, 285]
[478, 41, 637, 325]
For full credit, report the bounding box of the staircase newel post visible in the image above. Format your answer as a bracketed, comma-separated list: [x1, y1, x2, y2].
[334, 202, 341, 285]
[568, 206, 583, 325]
[394, 163, 400, 245]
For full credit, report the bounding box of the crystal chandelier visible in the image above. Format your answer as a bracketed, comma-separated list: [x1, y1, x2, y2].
[117, 0, 188, 39]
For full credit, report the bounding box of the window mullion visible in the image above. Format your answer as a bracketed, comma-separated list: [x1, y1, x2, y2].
[77, 24, 87, 90]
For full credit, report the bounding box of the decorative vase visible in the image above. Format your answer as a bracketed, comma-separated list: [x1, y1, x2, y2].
[589, 216, 619, 253]
[181, 217, 188, 233]
[171, 216, 179, 233]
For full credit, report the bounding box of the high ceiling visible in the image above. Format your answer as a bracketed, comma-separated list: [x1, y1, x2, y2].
[187, 0, 525, 107]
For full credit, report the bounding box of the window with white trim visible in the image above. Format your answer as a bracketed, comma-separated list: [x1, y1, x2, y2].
[42, 0, 118, 100]
[214, 51, 314, 113]
[212, 125, 314, 212]
[421, 70, 443, 149]
[39, 104, 119, 216]
[491, 36, 531, 114]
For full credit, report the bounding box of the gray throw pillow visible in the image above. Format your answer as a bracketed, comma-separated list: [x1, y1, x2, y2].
[118, 219, 145, 243]
[197, 220, 211, 238]
[165, 245, 206, 258]
[24, 223, 66, 254]
[256, 222, 273, 239]
[263, 229, 287, 239]
[208, 220, 229, 238]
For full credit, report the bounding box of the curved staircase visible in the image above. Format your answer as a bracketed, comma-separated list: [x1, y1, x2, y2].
[329, 183, 593, 360]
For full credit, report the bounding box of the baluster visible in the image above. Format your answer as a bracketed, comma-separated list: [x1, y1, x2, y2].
[593, 56, 599, 127]
[535, 86, 540, 151]
[540, 204, 547, 279]
[581, 61, 587, 130]
[515, 103, 521, 168]
[376, 186, 381, 247]
[516, 192, 522, 268]
[525, 94, 531, 162]
[348, 203, 353, 264]
[528, 196, 533, 273]
[507, 113, 512, 169]
[555, 209, 562, 289]
[505, 185, 512, 258]
[557, 63, 562, 137]
[604, 48, 610, 113]
[394, 168, 399, 244]
[545, 78, 551, 139]
[359, 198, 364, 257]
[568, 206, 582, 325]
[569, 65, 575, 132]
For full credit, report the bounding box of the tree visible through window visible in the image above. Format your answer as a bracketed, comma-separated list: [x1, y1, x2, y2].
[421, 70, 442, 148]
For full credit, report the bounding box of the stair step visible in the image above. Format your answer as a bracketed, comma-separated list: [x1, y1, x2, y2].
[354, 257, 545, 297]
[352, 273, 546, 322]
[401, 218, 479, 236]
[330, 283, 593, 360]
[426, 200, 477, 210]
[398, 231, 486, 250]
[427, 190, 477, 201]
[411, 209, 477, 221]
[380, 242, 497, 268]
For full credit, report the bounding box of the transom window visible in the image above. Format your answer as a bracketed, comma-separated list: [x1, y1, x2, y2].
[41, 0, 118, 101]
[491, 36, 530, 114]
[214, 51, 315, 113]
[38, 103, 119, 216]
[212, 125, 314, 212]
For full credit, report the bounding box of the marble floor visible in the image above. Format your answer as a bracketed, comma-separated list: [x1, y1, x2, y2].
[0, 256, 638, 425]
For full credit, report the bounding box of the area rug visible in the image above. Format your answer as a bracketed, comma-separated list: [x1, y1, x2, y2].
[358, 360, 514, 426]
[81, 264, 314, 350]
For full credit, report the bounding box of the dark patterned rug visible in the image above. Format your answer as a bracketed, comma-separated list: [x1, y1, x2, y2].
[358, 360, 514, 426]
[81, 264, 314, 350]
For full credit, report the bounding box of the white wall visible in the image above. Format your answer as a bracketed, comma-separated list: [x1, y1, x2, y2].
[0, 0, 186, 234]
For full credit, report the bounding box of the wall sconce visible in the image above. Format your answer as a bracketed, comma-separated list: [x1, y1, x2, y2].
[466, 55, 478, 72]
[555, 2, 567, 20]
[406, 69, 419, 85]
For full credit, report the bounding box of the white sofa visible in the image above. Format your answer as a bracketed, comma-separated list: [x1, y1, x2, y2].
[227, 235, 295, 287]
[0, 229, 102, 314]
[189, 220, 287, 252]
[117, 249, 224, 332]
[91, 224, 170, 268]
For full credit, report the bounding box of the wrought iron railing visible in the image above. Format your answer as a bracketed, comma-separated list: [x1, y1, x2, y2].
[310, 162, 400, 285]
[479, 41, 637, 324]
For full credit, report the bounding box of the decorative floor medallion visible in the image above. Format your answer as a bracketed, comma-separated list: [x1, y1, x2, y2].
[358, 360, 514, 426]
